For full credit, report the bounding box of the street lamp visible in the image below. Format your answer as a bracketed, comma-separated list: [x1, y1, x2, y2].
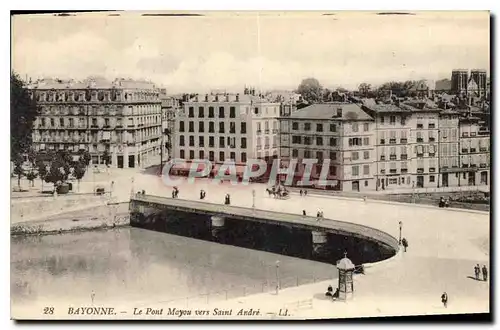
[399, 221, 403, 245]
[130, 177, 135, 197]
[252, 189, 256, 209]
[275, 260, 280, 295]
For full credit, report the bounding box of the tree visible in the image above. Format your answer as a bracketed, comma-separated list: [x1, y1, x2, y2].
[297, 78, 323, 104]
[13, 154, 24, 190]
[358, 83, 372, 97]
[102, 150, 111, 166]
[11, 72, 40, 160]
[73, 161, 87, 192]
[26, 171, 38, 187]
[78, 149, 91, 167]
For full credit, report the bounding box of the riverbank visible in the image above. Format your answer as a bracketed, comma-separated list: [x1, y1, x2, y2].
[11, 202, 130, 236]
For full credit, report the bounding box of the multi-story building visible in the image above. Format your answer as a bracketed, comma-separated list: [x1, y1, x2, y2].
[360, 101, 413, 191]
[279, 103, 375, 192]
[401, 100, 441, 188]
[459, 114, 490, 186]
[438, 109, 461, 187]
[172, 91, 280, 177]
[160, 91, 181, 162]
[29, 77, 162, 168]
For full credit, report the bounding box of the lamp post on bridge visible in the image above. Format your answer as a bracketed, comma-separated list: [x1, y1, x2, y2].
[252, 189, 256, 209]
[275, 260, 280, 295]
[399, 221, 403, 245]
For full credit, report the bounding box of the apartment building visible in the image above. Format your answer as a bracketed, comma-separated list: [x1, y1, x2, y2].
[29, 78, 162, 168]
[401, 100, 441, 188]
[438, 109, 461, 187]
[160, 92, 181, 161]
[459, 115, 490, 186]
[279, 103, 375, 192]
[361, 102, 413, 191]
[172, 91, 280, 177]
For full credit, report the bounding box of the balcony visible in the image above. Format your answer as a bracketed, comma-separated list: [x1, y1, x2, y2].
[401, 168, 408, 174]
[389, 138, 396, 144]
[417, 153, 423, 157]
[380, 169, 386, 174]
[480, 163, 487, 168]
[272, 143, 277, 148]
[470, 148, 476, 153]
[417, 124, 423, 129]
[265, 129, 270, 134]
[389, 169, 397, 174]
[389, 154, 397, 160]
[272, 129, 278, 134]
[380, 155, 386, 161]
[429, 153, 435, 157]
[416, 138, 423, 142]
[417, 168, 424, 174]
[380, 139, 385, 145]
[429, 167, 436, 173]
[428, 124, 436, 129]
[257, 130, 262, 134]
[461, 148, 468, 153]
[462, 164, 469, 168]
[479, 147, 487, 152]
[400, 138, 408, 144]
[264, 144, 270, 149]
[429, 137, 435, 142]
[401, 154, 408, 160]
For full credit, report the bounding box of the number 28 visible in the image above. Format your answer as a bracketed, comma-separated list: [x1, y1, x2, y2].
[43, 307, 54, 315]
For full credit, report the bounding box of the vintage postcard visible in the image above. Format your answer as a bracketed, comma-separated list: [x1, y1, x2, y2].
[10, 11, 490, 320]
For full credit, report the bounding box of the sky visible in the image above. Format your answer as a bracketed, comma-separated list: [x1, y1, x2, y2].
[11, 11, 490, 93]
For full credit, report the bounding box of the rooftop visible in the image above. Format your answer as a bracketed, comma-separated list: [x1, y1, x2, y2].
[187, 93, 277, 104]
[28, 77, 157, 90]
[289, 102, 373, 121]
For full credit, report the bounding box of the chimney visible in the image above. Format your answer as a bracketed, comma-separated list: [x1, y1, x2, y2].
[337, 107, 342, 117]
[236, 93, 240, 102]
[215, 95, 219, 102]
[205, 94, 208, 102]
[226, 94, 229, 102]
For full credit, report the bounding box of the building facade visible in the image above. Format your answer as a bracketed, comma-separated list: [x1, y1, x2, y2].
[459, 115, 490, 186]
[160, 91, 181, 163]
[29, 78, 162, 169]
[173, 92, 280, 176]
[438, 109, 461, 187]
[279, 103, 376, 192]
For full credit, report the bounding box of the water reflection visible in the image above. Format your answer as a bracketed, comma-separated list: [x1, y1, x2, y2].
[11, 227, 336, 306]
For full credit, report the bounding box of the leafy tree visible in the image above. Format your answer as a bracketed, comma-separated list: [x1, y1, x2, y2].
[358, 83, 372, 97]
[45, 157, 69, 188]
[11, 72, 40, 160]
[297, 78, 323, 104]
[13, 154, 24, 190]
[26, 171, 38, 187]
[78, 149, 91, 167]
[102, 150, 111, 166]
[73, 161, 87, 192]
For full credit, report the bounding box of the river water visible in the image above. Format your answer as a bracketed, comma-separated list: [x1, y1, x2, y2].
[11, 227, 337, 308]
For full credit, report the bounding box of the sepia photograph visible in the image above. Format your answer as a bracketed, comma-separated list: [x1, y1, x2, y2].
[10, 10, 490, 320]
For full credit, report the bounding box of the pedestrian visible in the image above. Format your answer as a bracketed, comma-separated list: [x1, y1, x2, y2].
[475, 264, 480, 280]
[200, 190, 204, 200]
[317, 211, 321, 218]
[439, 197, 445, 208]
[171, 189, 175, 198]
[402, 238, 408, 252]
[300, 189, 303, 196]
[91, 290, 95, 305]
[302, 210, 306, 216]
[304, 190, 308, 196]
[482, 265, 488, 281]
[175, 188, 179, 198]
[441, 292, 448, 308]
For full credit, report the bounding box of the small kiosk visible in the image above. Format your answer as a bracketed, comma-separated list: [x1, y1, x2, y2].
[336, 252, 355, 301]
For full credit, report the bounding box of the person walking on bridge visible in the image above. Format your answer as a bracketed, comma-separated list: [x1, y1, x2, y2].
[441, 292, 448, 308]
[401, 238, 408, 252]
[474, 264, 480, 280]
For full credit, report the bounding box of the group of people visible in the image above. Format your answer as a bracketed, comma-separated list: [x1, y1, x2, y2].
[401, 238, 409, 252]
[199, 190, 206, 200]
[171, 187, 179, 198]
[438, 197, 450, 208]
[299, 189, 308, 197]
[325, 285, 340, 300]
[224, 193, 231, 205]
[316, 211, 324, 220]
[474, 264, 488, 281]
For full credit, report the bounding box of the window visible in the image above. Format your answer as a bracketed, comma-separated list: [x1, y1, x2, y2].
[189, 121, 194, 132]
[400, 130, 407, 143]
[219, 107, 225, 118]
[304, 137, 312, 145]
[292, 136, 301, 144]
[380, 131, 385, 144]
[188, 107, 194, 117]
[316, 137, 323, 146]
[239, 152, 246, 162]
[219, 151, 225, 162]
[352, 123, 359, 132]
[254, 107, 259, 115]
[189, 150, 195, 159]
[316, 123, 323, 132]
[292, 122, 299, 130]
[69, 118, 74, 127]
[209, 136, 214, 147]
[209, 122, 214, 133]
[352, 152, 359, 160]
[429, 130, 435, 142]
[363, 165, 370, 175]
[59, 118, 64, 127]
[329, 166, 337, 176]
[199, 150, 205, 159]
[179, 136, 185, 146]
[429, 175, 435, 183]
[349, 138, 361, 146]
[241, 122, 247, 134]
[330, 124, 337, 132]
[229, 136, 236, 148]
[219, 137, 225, 148]
[401, 116, 406, 125]
[199, 122, 204, 132]
[229, 122, 236, 134]
[292, 149, 298, 157]
[198, 107, 204, 118]
[363, 137, 370, 145]
[380, 116, 385, 124]
[230, 152, 236, 160]
[199, 136, 204, 147]
[330, 152, 337, 160]
[330, 138, 337, 146]
[238, 137, 246, 149]
[364, 151, 369, 159]
[219, 122, 225, 133]
[230, 107, 236, 118]
[363, 123, 369, 131]
[209, 107, 214, 118]
[352, 165, 359, 176]
[416, 131, 423, 142]
[316, 151, 323, 162]
[304, 123, 311, 131]
[364, 180, 369, 187]
[304, 150, 311, 158]
[390, 116, 396, 125]
[208, 151, 214, 161]
[429, 122, 435, 129]
[180, 149, 185, 159]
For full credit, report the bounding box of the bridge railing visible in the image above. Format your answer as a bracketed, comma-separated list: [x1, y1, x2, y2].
[132, 274, 332, 310]
[131, 194, 400, 250]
